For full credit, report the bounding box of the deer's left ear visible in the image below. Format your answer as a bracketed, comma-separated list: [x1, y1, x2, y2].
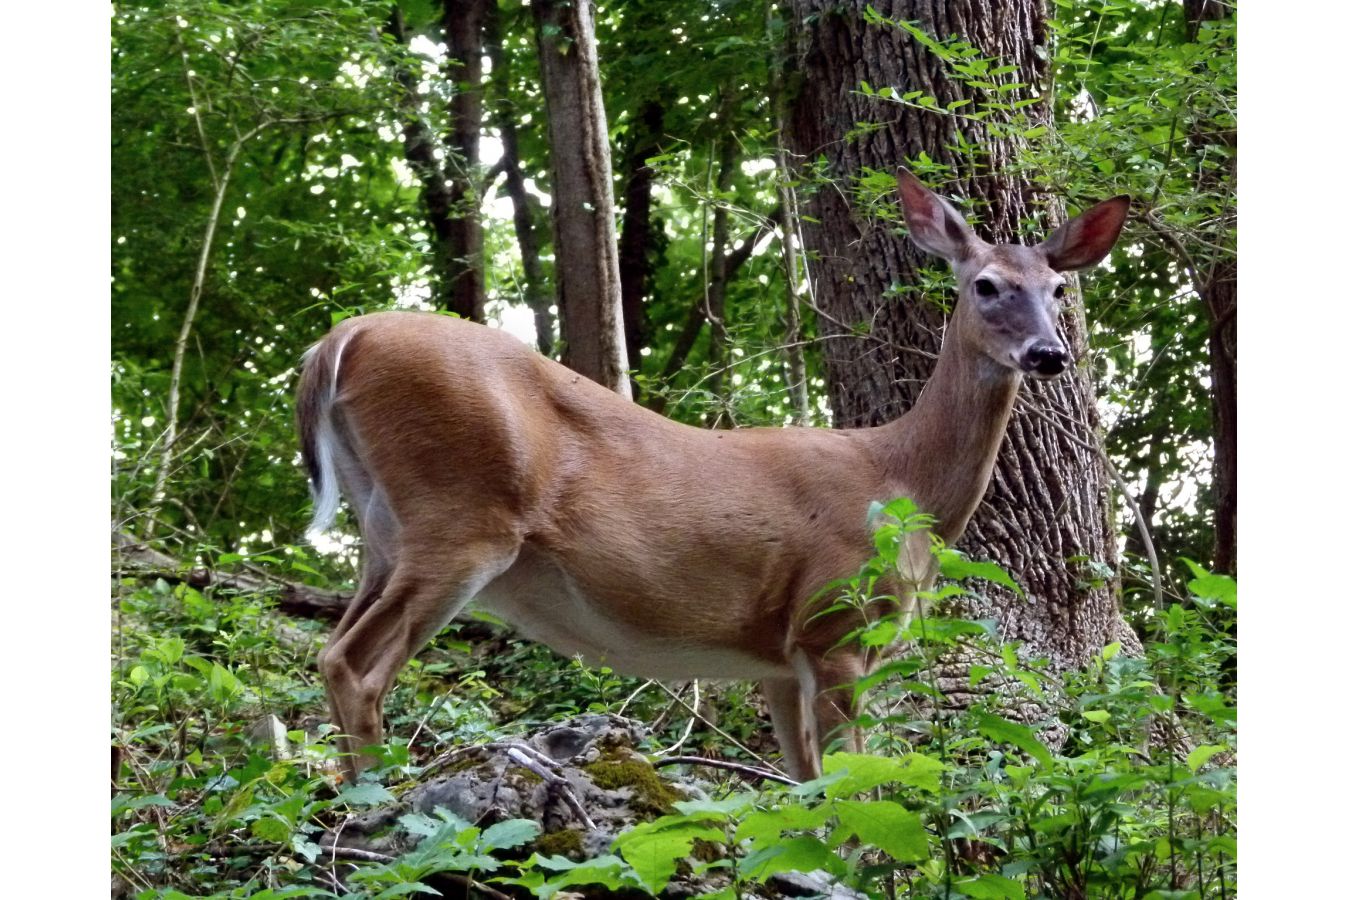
[1038, 196, 1131, 271]
[897, 168, 979, 262]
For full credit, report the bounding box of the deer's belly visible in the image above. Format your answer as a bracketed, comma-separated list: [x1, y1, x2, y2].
[472, 546, 791, 681]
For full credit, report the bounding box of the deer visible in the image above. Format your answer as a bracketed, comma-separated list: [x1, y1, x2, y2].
[296, 169, 1129, 782]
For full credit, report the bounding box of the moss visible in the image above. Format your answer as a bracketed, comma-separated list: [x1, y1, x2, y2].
[533, 828, 585, 859]
[507, 765, 545, 785]
[584, 751, 678, 817]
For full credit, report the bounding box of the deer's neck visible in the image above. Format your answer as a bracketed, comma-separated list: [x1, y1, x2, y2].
[871, 338, 1022, 543]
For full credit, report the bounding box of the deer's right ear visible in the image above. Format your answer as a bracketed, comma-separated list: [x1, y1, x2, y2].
[897, 168, 977, 262]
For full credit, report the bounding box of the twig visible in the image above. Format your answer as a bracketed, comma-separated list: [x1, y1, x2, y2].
[649, 681, 789, 778]
[323, 844, 393, 863]
[504, 747, 598, 831]
[652, 755, 799, 786]
[651, 680, 699, 757]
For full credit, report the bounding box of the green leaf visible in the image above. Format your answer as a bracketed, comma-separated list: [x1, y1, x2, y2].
[970, 710, 1053, 768]
[937, 549, 1024, 596]
[956, 873, 1027, 899]
[251, 816, 291, 843]
[822, 752, 945, 796]
[1180, 558, 1236, 607]
[832, 800, 929, 861]
[480, 819, 541, 852]
[1186, 744, 1226, 772]
[614, 820, 723, 893]
[736, 803, 834, 845]
[1082, 709, 1111, 723]
[338, 782, 396, 806]
[741, 836, 843, 879]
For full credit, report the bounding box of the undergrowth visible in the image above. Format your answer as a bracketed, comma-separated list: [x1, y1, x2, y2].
[112, 501, 1235, 898]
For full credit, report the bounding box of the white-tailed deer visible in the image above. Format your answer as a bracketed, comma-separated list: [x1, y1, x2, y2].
[297, 170, 1128, 781]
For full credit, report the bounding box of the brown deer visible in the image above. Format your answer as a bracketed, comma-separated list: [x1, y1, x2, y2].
[296, 170, 1128, 781]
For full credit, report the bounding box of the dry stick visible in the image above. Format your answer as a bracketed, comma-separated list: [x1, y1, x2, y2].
[652, 755, 799, 787]
[649, 681, 789, 778]
[503, 747, 598, 832]
[651, 679, 700, 757]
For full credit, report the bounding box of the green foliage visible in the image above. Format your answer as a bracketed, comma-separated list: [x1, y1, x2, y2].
[114, 507, 1235, 897]
[113, 0, 1236, 896]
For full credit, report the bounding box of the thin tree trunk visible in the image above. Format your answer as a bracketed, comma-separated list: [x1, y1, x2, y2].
[441, 0, 489, 321]
[617, 100, 665, 394]
[649, 207, 782, 415]
[388, 6, 479, 320]
[704, 124, 739, 413]
[485, 0, 553, 356]
[1185, 0, 1236, 575]
[146, 137, 246, 534]
[769, 17, 811, 424]
[785, 0, 1131, 684]
[533, 0, 631, 396]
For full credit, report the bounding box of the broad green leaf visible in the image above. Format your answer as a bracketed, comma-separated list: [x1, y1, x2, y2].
[741, 836, 844, 880]
[822, 752, 945, 796]
[251, 815, 291, 843]
[613, 820, 723, 893]
[736, 803, 833, 845]
[480, 818, 541, 851]
[832, 800, 929, 861]
[970, 711, 1053, 768]
[1186, 745, 1226, 772]
[338, 782, 395, 807]
[956, 874, 1027, 899]
[938, 549, 1024, 596]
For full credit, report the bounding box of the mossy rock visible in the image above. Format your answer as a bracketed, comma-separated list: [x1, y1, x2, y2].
[532, 827, 585, 859]
[583, 751, 678, 817]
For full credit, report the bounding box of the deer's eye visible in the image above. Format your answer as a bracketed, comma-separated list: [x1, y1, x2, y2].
[1053, 283, 1066, 299]
[974, 278, 998, 298]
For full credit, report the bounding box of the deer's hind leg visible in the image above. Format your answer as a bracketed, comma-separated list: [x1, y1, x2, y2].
[318, 519, 520, 779]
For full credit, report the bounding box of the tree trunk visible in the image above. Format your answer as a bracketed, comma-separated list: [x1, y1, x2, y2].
[704, 126, 739, 416]
[1185, 0, 1236, 575]
[617, 100, 664, 394]
[533, 0, 631, 397]
[485, 0, 554, 356]
[784, 0, 1134, 680]
[441, 0, 488, 321]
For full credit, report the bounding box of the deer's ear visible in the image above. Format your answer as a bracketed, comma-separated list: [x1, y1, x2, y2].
[1038, 196, 1131, 271]
[897, 168, 977, 262]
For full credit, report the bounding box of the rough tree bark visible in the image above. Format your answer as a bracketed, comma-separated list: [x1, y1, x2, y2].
[533, 0, 631, 396]
[1185, 0, 1236, 575]
[785, 0, 1139, 690]
[485, 0, 554, 356]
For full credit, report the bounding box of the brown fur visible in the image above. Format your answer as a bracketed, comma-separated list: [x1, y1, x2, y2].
[296, 173, 1128, 781]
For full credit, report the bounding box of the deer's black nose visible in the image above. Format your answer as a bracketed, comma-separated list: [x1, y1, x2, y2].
[1024, 345, 1068, 377]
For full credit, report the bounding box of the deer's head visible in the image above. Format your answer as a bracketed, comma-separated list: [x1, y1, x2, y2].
[897, 169, 1129, 380]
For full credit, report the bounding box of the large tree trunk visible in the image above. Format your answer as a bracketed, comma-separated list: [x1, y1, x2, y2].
[533, 0, 631, 397]
[1185, 0, 1236, 575]
[784, 0, 1135, 683]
